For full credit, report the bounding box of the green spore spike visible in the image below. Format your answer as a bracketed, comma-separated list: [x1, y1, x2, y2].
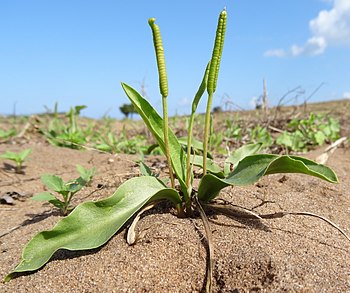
[148, 18, 168, 98]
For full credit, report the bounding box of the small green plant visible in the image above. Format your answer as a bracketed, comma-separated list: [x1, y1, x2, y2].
[0, 128, 17, 141]
[249, 125, 273, 148]
[95, 132, 120, 153]
[276, 113, 340, 152]
[0, 148, 32, 173]
[224, 119, 242, 140]
[95, 127, 148, 154]
[76, 164, 96, 186]
[43, 105, 88, 149]
[32, 168, 93, 216]
[5, 9, 348, 292]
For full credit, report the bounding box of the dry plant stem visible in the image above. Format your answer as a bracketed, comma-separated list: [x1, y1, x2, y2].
[127, 202, 158, 245]
[316, 136, 348, 164]
[207, 203, 262, 220]
[162, 96, 175, 189]
[260, 211, 350, 243]
[194, 195, 214, 293]
[0, 226, 21, 238]
[209, 203, 350, 243]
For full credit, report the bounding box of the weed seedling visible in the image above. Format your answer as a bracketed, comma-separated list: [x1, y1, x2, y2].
[43, 105, 88, 149]
[32, 171, 90, 216]
[276, 113, 341, 152]
[76, 164, 96, 186]
[0, 128, 17, 142]
[0, 148, 32, 173]
[5, 9, 349, 293]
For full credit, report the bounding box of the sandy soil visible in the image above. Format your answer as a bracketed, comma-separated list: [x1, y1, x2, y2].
[0, 137, 349, 292]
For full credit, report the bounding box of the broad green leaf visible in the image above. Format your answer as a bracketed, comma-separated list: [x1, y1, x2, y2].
[190, 155, 224, 178]
[5, 176, 181, 281]
[32, 192, 57, 202]
[0, 128, 16, 139]
[198, 154, 338, 202]
[224, 143, 263, 175]
[178, 137, 213, 159]
[41, 174, 65, 193]
[121, 83, 187, 195]
[19, 149, 32, 161]
[0, 151, 18, 161]
[32, 192, 66, 211]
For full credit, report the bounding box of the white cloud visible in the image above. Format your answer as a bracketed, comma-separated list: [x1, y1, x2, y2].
[310, 0, 350, 46]
[263, 49, 287, 58]
[343, 92, 350, 99]
[291, 36, 327, 56]
[265, 0, 350, 57]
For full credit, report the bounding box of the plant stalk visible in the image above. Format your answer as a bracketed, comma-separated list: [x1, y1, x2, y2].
[148, 18, 175, 189]
[203, 9, 226, 174]
[162, 96, 175, 189]
[185, 116, 195, 194]
[202, 93, 214, 175]
[185, 61, 210, 209]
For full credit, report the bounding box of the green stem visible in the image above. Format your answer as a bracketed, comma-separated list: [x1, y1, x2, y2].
[185, 114, 195, 212]
[185, 61, 210, 207]
[185, 115, 194, 190]
[63, 191, 73, 216]
[203, 92, 213, 175]
[162, 96, 175, 189]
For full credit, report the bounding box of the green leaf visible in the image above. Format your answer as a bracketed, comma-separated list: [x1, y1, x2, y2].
[47, 199, 65, 210]
[5, 176, 181, 281]
[41, 174, 65, 193]
[314, 131, 326, 145]
[32, 192, 65, 216]
[191, 61, 210, 114]
[0, 151, 19, 161]
[146, 143, 161, 154]
[66, 177, 87, 194]
[190, 155, 224, 178]
[76, 165, 96, 183]
[19, 149, 32, 161]
[178, 136, 213, 159]
[121, 82, 187, 195]
[0, 128, 16, 139]
[74, 105, 87, 115]
[32, 192, 57, 202]
[139, 161, 155, 177]
[224, 143, 263, 175]
[198, 154, 338, 202]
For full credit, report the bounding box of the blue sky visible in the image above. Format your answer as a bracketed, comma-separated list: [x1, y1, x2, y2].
[1, 0, 349, 118]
